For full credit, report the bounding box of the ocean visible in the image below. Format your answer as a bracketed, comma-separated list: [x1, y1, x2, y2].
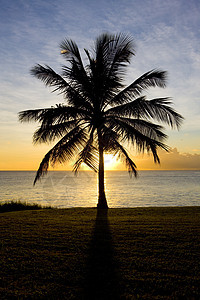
[0, 170, 199, 208]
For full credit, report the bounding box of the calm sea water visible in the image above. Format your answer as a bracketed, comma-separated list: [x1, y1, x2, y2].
[0, 171, 199, 208]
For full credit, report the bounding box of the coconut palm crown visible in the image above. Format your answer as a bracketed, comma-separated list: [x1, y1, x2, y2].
[19, 33, 183, 208]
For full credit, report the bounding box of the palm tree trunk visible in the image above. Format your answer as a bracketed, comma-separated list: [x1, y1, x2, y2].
[97, 133, 108, 209]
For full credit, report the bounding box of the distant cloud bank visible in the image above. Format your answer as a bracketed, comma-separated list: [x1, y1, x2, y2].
[135, 148, 200, 170]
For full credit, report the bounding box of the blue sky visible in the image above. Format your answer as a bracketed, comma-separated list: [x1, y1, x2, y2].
[0, 0, 200, 170]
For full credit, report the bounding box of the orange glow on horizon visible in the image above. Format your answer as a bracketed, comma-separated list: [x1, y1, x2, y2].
[0, 145, 200, 171]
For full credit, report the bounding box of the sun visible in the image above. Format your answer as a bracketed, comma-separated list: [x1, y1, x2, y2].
[75, 153, 120, 171]
[104, 154, 118, 170]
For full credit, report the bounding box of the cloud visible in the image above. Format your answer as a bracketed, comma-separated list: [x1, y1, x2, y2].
[134, 148, 200, 170]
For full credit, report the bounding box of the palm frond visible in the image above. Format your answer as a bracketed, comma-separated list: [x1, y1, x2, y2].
[147, 98, 184, 129]
[109, 117, 170, 154]
[106, 33, 135, 75]
[30, 64, 92, 110]
[73, 127, 99, 173]
[105, 96, 147, 117]
[33, 152, 51, 185]
[109, 69, 167, 106]
[50, 127, 87, 166]
[60, 39, 87, 80]
[105, 96, 183, 129]
[73, 143, 99, 173]
[19, 105, 91, 124]
[100, 125, 120, 151]
[60, 39, 93, 103]
[147, 141, 161, 163]
[60, 39, 83, 65]
[19, 108, 46, 123]
[96, 124, 137, 176]
[33, 119, 79, 144]
[112, 140, 137, 177]
[88, 33, 135, 106]
[33, 126, 87, 184]
[30, 64, 68, 92]
[109, 117, 168, 140]
[95, 33, 134, 69]
[62, 63, 93, 106]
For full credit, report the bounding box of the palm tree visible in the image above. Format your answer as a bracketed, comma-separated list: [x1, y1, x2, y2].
[19, 33, 183, 209]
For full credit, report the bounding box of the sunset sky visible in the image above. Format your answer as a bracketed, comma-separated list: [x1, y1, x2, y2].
[0, 0, 200, 171]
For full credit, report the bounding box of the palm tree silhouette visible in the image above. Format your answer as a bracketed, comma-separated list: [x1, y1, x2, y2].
[19, 33, 183, 209]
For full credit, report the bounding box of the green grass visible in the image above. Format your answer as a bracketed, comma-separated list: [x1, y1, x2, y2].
[0, 201, 52, 213]
[0, 207, 200, 299]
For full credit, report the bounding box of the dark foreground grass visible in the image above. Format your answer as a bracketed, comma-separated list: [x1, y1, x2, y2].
[0, 207, 200, 299]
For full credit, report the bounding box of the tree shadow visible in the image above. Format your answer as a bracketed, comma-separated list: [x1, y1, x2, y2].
[83, 209, 121, 300]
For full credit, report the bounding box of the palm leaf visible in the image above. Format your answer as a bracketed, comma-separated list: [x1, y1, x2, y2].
[19, 105, 91, 124]
[115, 142, 137, 177]
[95, 33, 134, 71]
[96, 124, 137, 176]
[108, 69, 167, 106]
[105, 135, 138, 176]
[105, 96, 183, 129]
[90, 33, 135, 106]
[106, 33, 135, 76]
[109, 118, 170, 154]
[73, 143, 99, 173]
[105, 96, 146, 117]
[33, 126, 87, 184]
[30, 64, 68, 92]
[108, 117, 168, 140]
[19, 108, 47, 123]
[73, 127, 99, 172]
[60, 39, 84, 66]
[30, 64, 93, 110]
[33, 119, 79, 144]
[147, 98, 184, 129]
[60, 39, 93, 102]
[33, 152, 51, 185]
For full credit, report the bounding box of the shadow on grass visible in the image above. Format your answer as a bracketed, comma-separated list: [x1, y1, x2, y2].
[84, 209, 121, 300]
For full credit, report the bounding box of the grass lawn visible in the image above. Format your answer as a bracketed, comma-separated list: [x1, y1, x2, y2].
[0, 207, 200, 299]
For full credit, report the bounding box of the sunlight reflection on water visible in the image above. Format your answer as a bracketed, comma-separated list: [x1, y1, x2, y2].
[0, 170, 199, 208]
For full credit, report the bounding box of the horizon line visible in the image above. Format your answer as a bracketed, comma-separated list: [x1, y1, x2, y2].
[0, 169, 200, 172]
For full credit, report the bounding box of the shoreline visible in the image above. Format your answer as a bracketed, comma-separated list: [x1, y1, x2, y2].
[1, 203, 200, 212]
